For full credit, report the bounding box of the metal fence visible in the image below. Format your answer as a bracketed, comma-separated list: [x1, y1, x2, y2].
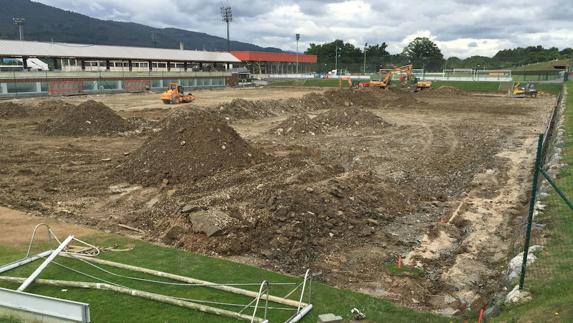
[0, 70, 230, 98]
[517, 83, 573, 296]
[512, 70, 565, 82]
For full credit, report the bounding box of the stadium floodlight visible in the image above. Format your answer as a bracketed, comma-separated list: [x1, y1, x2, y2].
[363, 42, 368, 74]
[220, 4, 233, 52]
[296, 34, 300, 74]
[13, 18, 25, 40]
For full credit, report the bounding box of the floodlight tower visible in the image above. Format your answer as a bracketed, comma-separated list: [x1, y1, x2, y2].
[296, 33, 300, 74]
[13, 18, 25, 40]
[363, 42, 368, 74]
[220, 5, 233, 52]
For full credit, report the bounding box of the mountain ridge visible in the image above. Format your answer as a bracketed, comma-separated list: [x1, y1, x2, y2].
[0, 0, 282, 52]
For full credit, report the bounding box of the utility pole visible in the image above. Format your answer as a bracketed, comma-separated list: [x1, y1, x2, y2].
[363, 42, 368, 74]
[296, 33, 300, 74]
[220, 5, 233, 52]
[13, 18, 25, 40]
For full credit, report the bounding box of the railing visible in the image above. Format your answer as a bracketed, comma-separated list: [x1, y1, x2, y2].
[0, 70, 231, 80]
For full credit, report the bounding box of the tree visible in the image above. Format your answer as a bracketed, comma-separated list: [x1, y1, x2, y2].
[402, 37, 444, 71]
[306, 40, 364, 73]
[364, 43, 389, 70]
[444, 56, 463, 69]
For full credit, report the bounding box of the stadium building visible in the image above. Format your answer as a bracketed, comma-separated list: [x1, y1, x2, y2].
[231, 51, 317, 74]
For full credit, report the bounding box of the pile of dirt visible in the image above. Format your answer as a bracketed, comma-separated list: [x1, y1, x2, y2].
[40, 100, 134, 136]
[298, 92, 331, 108]
[237, 172, 418, 272]
[313, 106, 389, 131]
[208, 90, 389, 121]
[120, 109, 266, 185]
[389, 92, 422, 107]
[270, 114, 324, 136]
[32, 100, 76, 116]
[209, 98, 277, 120]
[323, 89, 382, 108]
[209, 94, 333, 121]
[0, 102, 28, 119]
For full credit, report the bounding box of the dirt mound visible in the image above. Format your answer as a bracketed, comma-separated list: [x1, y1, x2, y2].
[207, 91, 389, 121]
[33, 100, 76, 116]
[40, 100, 133, 136]
[419, 86, 469, 97]
[209, 98, 277, 120]
[240, 172, 418, 272]
[120, 109, 266, 185]
[323, 89, 382, 108]
[390, 92, 422, 107]
[299, 92, 330, 108]
[209, 94, 333, 121]
[0, 102, 28, 119]
[270, 114, 324, 136]
[314, 107, 388, 131]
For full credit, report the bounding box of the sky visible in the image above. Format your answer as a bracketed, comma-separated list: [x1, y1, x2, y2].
[36, 0, 573, 58]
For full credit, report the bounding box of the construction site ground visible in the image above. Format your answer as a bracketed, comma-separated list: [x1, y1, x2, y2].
[0, 86, 555, 316]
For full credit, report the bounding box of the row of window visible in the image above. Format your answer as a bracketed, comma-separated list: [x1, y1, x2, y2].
[60, 59, 224, 69]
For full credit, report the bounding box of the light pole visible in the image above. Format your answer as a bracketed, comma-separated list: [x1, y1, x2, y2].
[13, 18, 25, 40]
[220, 6, 233, 52]
[296, 33, 300, 74]
[335, 46, 338, 75]
[363, 42, 368, 74]
[335, 46, 342, 75]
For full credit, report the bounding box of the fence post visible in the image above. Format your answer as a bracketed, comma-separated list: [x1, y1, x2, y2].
[519, 133, 544, 290]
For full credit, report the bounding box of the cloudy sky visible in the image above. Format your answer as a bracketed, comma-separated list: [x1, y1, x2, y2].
[36, 0, 573, 58]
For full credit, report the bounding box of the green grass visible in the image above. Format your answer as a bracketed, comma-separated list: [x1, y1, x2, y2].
[537, 83, 564, 95]
[0, 234, 448, 323]
[303, 79, 342, 87]
[269, 80, 305, 86]
[270, 79, 360, 87]
[495, 81, 573, 322]
[431, 81, 563, 95]
[512, 59, 571, 72]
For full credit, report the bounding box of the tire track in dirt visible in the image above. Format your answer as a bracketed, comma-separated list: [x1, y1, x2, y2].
[404, 133, 538, 311]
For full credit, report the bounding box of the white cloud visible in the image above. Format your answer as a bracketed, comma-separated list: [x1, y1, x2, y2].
[36, 0, 573, 57]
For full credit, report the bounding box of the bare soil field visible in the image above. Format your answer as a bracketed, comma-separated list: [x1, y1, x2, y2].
[0, 86, 554, 315]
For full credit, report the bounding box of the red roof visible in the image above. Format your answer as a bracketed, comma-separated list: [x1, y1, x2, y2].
[231, 51, 317, 64]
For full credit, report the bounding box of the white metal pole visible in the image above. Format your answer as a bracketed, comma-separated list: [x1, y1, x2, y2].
[0, 251, 53, 274]
[18, 235, 74, 292]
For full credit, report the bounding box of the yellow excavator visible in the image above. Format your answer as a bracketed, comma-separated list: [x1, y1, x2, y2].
[360, 64, 431, 90]
[511, 82, 539, 98]
[160, 83, 195, 104]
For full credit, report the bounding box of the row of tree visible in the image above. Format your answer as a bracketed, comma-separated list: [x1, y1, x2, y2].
[305, 38, 573, 73]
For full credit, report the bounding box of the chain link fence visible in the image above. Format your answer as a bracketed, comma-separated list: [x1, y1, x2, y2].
[517, 83, 573, 298]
